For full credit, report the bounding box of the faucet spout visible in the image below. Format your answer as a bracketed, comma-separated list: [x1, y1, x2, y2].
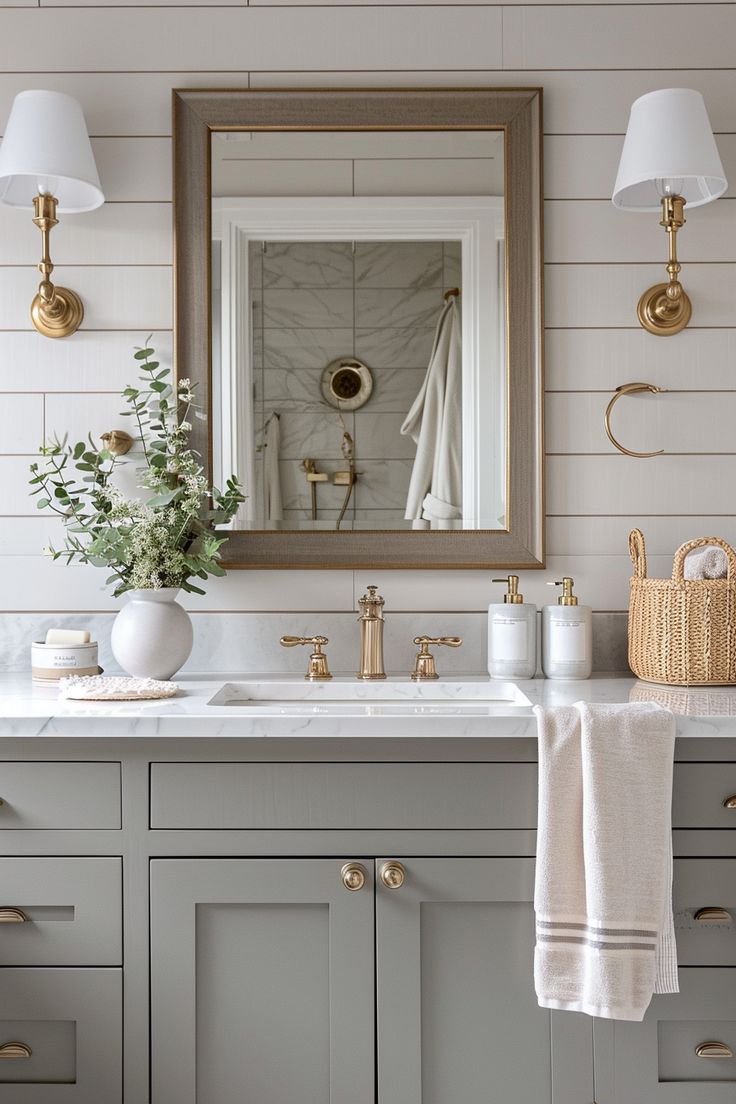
[357, 585, 387, 680]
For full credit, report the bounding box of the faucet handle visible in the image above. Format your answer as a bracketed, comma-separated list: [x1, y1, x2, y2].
[280, 635, 332, 681]
[411, 636, 463, 681]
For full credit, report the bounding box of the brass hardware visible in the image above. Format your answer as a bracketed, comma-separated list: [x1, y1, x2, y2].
[379, 861, 406, 889]
[279, 635, 332, 680]
[0, 908, 28, 924]
[492, 575, 523, 604]
[100, 430, 134, 457]
[723, 795, 736, 809]
[637, 195, 692, 337]
[341, 862, 367, 892]
[357, 586, 386, 680]
[334, 431, 358, 531]
[695, 907, 733, 923]
[444, 287, 460, 301]
[0, 1042, 32, 1059]
[695, 1042, 734, 1059]
[300, 458, 328, 522]
[29, 194, 84, 339]
[604, 382, 667, 458]
[548, 577, 579, 607]
[411, 635, 463, 680]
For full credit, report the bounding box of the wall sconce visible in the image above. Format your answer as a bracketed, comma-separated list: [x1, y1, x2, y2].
[612, 88, 727, 336]
[0, 90, 104, 338]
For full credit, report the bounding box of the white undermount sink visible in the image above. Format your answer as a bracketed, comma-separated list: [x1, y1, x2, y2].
[208, 678, 531, 714]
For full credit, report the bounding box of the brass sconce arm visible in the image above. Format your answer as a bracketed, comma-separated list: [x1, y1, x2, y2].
[638, 195, 692, 336]
[604, 382, 668, 458]
[30, 194, 84, 338]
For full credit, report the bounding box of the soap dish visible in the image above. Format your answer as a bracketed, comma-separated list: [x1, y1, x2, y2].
[59, 675, 179, 701]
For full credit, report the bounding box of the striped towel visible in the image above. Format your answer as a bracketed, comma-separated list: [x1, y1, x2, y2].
[534, 702, 678, 1021]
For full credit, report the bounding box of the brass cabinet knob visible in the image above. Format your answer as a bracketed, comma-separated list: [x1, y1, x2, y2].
[0, 1042, 31, 1059]
[723, 795, 736, 809]
[695, 1041, 733, 1059]
[694, 907, 733, 923]
[379, 861, 406, 889]
[341, 863, 367, 892]
[0, 908, 28, 924]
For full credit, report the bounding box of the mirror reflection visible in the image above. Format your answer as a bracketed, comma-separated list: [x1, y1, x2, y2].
[211, 130, 505, 531]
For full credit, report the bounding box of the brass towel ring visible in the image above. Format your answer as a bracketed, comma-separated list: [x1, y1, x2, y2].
[604, 382, 668, 458]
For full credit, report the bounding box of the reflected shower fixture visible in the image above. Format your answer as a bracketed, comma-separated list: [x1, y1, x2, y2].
[612, 89, 727, 336]
[321, 357, 373, 411]
[0, 91, 104, 338]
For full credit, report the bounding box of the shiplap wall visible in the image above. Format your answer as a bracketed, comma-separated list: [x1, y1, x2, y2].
[1, 2, 735, 618]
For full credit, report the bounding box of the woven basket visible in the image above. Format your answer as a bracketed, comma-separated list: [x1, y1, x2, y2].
[628, 529, 736, 686]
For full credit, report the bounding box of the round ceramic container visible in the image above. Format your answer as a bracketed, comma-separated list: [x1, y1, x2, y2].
[31, 640, 100, 682]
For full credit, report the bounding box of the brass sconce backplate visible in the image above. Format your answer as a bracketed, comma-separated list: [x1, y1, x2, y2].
[31, 285, 84, 339]
[637, 282, 691, 337]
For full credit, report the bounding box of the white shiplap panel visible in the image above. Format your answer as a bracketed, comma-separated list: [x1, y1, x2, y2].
[0, 332, 173, 392]
[546, 391, 736, 455]
[0, 204, 171, 267]
[545, 134, 736, 201]
[546, 329, 736, 391]
[0, 268, 172, 330]
[213, 160, 353, 198]
[251, 69, 736, 135]
[547, 516, 736, 558]
[0, 8, 502, 72]
[548, 455, 736, 516]
[0, 396, 44, 455]
[503, 5, 736, 71]
[0, 517, 64, 557]
[354, 158, 502, 197]
[45, 393, 129, 449]
[0, 457, 45, 515]
[546, 264, 736, 329]
[546, 199, 736, 264]
[92, 139, 172, 202]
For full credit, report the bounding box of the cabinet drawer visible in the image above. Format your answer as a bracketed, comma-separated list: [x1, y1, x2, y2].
[674, 860, 736, 965]
[595, 969, 736, 1102]
[0, 858, 121, 966]
[150, 762, 538, 829]
[0, 764, 120, 829]
[0, 967, 121, 1103]
[673, 764, 736, 829]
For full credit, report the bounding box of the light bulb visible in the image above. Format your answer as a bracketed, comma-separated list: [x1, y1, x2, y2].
[655, 177, 684, 198]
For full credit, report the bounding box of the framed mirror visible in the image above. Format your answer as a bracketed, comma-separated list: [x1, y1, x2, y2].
[174, 88, 544, 569]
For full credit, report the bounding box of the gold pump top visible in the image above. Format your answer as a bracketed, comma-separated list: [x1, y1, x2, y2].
[492, 575, 523, 604]
[550, 577, 578, 606]
[358, 585, 385, 621]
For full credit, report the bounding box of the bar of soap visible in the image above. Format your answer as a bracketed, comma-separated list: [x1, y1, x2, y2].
[45, 629, 91, 645]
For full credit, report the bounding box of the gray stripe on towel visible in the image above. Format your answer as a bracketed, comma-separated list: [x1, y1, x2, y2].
[537, 934, 656, 952]
[537, 921, 657, 938]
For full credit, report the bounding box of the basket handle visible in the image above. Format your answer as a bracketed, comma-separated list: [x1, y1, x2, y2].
[629, 528, 647, 579]
[672, 536, 736, 582]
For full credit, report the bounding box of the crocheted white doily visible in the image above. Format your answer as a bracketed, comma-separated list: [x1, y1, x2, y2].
[59, 675, 179, 701]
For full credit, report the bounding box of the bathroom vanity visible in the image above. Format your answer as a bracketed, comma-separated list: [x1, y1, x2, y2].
[0, 674, 735, 1104]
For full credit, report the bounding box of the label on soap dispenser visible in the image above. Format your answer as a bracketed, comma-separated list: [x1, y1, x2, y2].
[549, 617, 587, 661]
[491, 616, 528, 662]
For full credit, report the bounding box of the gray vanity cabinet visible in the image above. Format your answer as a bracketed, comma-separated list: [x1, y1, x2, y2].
[150, 858, 375, 1104]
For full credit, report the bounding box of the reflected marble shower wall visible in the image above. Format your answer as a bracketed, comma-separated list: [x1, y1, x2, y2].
[251, 239, 460, 529]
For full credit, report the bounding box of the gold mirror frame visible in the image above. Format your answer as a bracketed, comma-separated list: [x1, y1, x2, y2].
[173, 87, 544, 569]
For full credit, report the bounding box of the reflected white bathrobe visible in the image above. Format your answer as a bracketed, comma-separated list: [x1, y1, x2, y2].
[400, 296, 462, 529]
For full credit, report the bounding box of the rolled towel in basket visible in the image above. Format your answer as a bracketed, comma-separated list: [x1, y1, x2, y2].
[683, 545, 728, 580]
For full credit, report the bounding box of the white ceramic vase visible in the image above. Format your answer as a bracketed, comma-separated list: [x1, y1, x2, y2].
[111, 588, 193, 680]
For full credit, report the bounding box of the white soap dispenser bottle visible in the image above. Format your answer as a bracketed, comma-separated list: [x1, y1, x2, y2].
[541, 577, 593, 680]
[487, 575, 537, 679]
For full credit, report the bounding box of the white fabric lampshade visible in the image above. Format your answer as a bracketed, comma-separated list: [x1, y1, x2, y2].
[612, 88, 727, 211]
[0, 90, 103, 212]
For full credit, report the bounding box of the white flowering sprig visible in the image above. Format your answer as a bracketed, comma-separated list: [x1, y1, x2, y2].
[29, 340, 244, 597]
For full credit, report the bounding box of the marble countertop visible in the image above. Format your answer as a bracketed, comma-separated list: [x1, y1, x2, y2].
[1, 673, 736, 738]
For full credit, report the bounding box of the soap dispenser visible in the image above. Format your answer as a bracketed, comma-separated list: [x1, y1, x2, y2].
[487, 575, 537, 680]
[541, 577, 593, 680]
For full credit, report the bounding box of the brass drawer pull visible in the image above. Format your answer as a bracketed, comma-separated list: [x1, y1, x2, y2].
[341, 863, 367, 892]
[379, 861, 406, 890]
[0, 1042, 31, 1059]
[0, 908, 28, 924]
[696, 1042, 733, 1059]
[723, 795, 736, 809]
[695, 907, 733, 923]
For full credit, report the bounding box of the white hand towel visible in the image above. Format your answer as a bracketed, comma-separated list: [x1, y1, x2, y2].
[534, 701, 677, 1021]
[683, 545, 728, 580]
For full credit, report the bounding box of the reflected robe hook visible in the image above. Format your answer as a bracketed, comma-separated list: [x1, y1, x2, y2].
[604, 382, 668, 458]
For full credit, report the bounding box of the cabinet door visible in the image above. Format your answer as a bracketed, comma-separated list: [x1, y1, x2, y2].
[150, 858, 374, 1104]
[375, 857, 593, 1104]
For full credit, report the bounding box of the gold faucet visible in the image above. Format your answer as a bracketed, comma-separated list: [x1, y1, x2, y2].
[280, 635, 332, 680]
[357, 585, 386, 680]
